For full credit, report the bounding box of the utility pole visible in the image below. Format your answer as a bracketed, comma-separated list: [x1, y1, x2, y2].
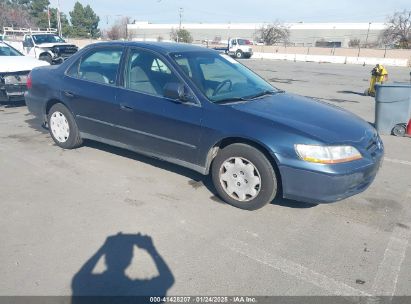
[47, 6, 51, 29]
[364, 22, 371, 48]
[56, 0, 62, 37]
[179, 7, 183, 30]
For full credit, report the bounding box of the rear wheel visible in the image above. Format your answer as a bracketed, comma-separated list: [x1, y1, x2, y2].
[392, 124, 406, 137]
[211, 143, 278, 210]
[47, 103, 82, 149]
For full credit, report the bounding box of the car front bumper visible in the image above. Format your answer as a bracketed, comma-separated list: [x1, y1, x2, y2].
[275, 146, 384, 204]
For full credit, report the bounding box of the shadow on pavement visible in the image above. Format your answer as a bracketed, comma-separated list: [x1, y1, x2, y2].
[85, 139, 217, 194]
[271, 198, 318, 209]
[71, 233, 174, 303]
[337, 90, 366, 96]
[305, 95, 360, 104]
[0, 100, 26, 108]
[25, 117, 48, 134]
[85, 140, 316, 209]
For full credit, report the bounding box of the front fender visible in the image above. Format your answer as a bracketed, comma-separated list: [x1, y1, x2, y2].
[37, 48, 54, 58]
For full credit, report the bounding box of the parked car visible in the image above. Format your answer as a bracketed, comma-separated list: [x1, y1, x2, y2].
[25, 42, 384, 210]
[3, 27, 78, 64]
[213, 38, 253, 59]
[0, 41, 49, 103]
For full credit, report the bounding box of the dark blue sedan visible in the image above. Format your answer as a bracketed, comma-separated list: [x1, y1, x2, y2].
[25, 42, 384, 210]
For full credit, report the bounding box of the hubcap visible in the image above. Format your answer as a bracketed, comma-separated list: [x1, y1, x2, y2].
[50, 111, 70, 143]
[219, 157, 261, 202]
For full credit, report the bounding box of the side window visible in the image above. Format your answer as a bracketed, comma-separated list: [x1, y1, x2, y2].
[175, 57, 192, 78]
[24, 36, 33, 47]
[125, 49, 180, 97]
[151, 58, 171, 74]
[66, 59, 80, 77]
[76, 48, 123, 85]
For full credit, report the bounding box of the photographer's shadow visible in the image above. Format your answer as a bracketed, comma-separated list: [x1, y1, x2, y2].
[71, 233, 174, 301]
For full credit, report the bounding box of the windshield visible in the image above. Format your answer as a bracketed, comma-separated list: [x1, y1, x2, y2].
[0, 43, 22, 56]
[32, 34, 65, 44]
[237, 39, 252, 45]
[171, 51, 278, 103]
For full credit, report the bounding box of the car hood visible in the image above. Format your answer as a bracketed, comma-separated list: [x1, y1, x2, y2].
[230, 92, 374, 144]
[0, 56, 49, 73]
[37, 43, 74, 48]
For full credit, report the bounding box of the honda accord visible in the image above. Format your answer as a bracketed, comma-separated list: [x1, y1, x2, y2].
[25, 42, 384, 210]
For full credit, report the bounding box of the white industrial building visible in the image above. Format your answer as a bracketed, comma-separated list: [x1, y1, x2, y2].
[127, 22, 386, 47]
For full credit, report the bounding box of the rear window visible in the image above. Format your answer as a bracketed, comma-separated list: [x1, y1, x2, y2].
[67, 48, 123, 85]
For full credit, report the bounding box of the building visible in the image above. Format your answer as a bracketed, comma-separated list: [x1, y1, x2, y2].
[127, 22, 386, 47]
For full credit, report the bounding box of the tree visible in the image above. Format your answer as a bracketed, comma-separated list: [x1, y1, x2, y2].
[258, 22, 290, 46]
[0, 0, 71, 36]
[348, 38, 360, 48]
[170, 28, 193, 43]
[106, 16, 130, 40]
[0, 1, 35, 28]
[29, 0, 49, 22]
[106, 24, 121, 40]
[381, 10, 411, 48]
[70, 1, 100, 38]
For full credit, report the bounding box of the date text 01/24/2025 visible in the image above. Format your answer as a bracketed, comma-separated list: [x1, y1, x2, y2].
[149, 296, 257, 303]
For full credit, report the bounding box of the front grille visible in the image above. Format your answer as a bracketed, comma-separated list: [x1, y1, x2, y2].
[366, 139, 378, 153]
[365, 134, 383, 156]
[55, 45, 78, 57]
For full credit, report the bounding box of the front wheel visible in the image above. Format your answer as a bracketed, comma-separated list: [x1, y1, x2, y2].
[47, 103, 83, 149]
[235, 50, 243, 59]
[211, 143, 278, 210]
[39, 54, 52, 64]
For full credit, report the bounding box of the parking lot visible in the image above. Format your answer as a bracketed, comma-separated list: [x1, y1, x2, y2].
[1, 60, 411, 298]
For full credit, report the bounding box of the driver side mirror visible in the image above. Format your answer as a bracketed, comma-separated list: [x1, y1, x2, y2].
[163, 82, 191, 103]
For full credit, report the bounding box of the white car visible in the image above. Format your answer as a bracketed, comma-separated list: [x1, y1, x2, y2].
[0, 41, 49, 103]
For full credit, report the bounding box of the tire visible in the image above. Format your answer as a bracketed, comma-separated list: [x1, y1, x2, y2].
[392, 124, 406, 137]
[47, 103, 83, 149]
[211, 143, 278, 210]
[235, 50, 243, 59]
[39, 54, 52, 64]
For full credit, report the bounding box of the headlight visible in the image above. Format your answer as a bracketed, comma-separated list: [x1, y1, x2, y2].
[295, 144, 362, 164]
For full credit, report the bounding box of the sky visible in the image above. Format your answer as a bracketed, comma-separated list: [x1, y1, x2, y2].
[49, 0, 411, 28]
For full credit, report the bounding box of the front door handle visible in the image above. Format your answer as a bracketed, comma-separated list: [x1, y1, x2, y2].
[120, 104, 133, 111]
[63, 91, 75, 98]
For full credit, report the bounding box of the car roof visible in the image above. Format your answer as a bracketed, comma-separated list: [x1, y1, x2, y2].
[86, 41, 215, 54]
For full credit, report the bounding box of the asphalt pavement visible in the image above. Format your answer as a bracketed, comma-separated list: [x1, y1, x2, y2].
[0, 60, 410, 298]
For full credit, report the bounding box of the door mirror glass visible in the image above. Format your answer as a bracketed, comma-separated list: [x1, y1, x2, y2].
[163, 82, 188, 102]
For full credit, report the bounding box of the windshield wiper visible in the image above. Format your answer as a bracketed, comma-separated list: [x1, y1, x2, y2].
[246, 90, 283, 100]
[213, 97, 249, 104]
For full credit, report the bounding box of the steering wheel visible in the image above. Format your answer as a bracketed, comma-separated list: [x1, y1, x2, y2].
[212, 79, 232, 97]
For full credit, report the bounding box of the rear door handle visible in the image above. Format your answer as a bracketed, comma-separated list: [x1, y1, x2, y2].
[120, 104, 133, 111]
[63, 91, 75, 98]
